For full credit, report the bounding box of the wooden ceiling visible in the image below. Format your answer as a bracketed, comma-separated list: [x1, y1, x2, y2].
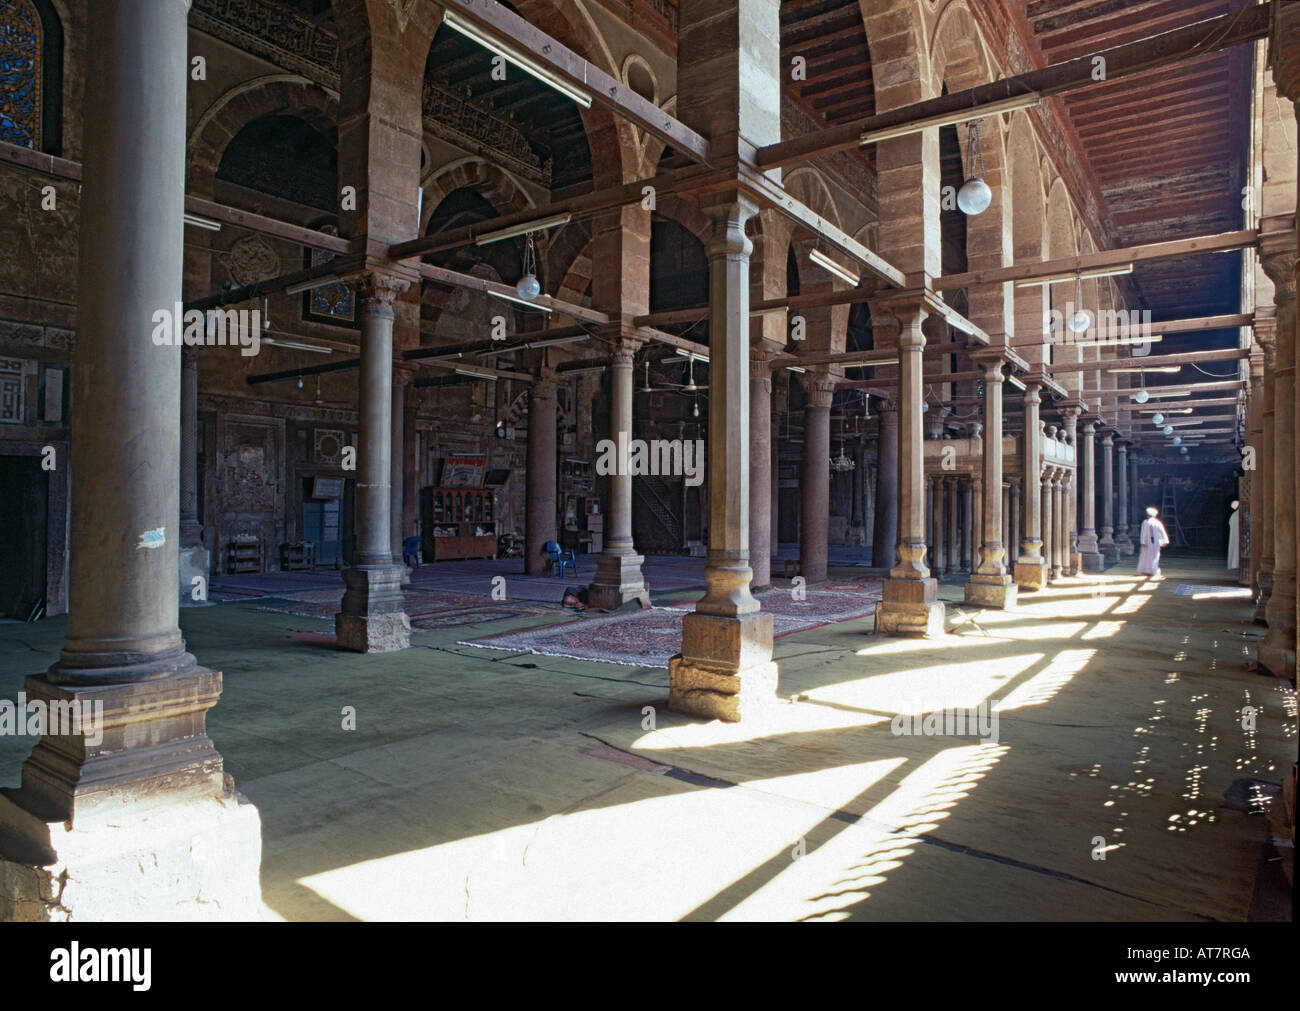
[780, 0, 876, 126]
[1016, 0, 1254, 322]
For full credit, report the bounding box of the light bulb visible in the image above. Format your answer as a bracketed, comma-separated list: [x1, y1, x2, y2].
[957, 177, 992, 215]
[515, 274, 541, 300]
[297, 377, 303, 390]
[1067, 309, 1091, 333]
[1133, 390, 1149, 404]
[1152, 413, 1164, 425]
[1172, 436, 1181, 445]
[1163, 425, 1173, 435]
[692, 401, 699, 418]
[1179, 447, 1189, 455]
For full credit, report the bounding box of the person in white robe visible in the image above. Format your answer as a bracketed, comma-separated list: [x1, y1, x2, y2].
[1137, 506, 1169, 578]
[1227, 500, 1240, 571]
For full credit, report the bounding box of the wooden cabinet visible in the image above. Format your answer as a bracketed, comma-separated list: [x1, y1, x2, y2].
[280, 542, 316, 571]
[420, 486, 498, 561]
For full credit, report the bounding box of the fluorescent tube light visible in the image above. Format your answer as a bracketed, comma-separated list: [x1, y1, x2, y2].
[475, 213, 573, 246]
[1109, 366, 1181, 374]
[809, 248, 860, 287]
[786, 365, 807, 374]
[488, 289, 553, 312]
[479, 334, 587, 356]
[861, 92, 1040, 145]
[285, 274, 341, 295]
[675, 348, 710, 363]
[454, 366, 499, 381]
[444, 11, 593, 108]
[183, 213, 222, 232]
[263, 338, 333, 354]
[1014, 264, 1134, 288]
[1067, 334, 1162, 348]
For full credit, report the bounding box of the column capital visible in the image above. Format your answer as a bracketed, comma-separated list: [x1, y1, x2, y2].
[351, 271, 412, 310]
[532, 367, 561, 398]
[800, 371, 838, 408]
[606, 335, 646, 365]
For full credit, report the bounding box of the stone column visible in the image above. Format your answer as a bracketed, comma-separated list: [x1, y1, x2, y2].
[966, 355, 1015, 607]
[1256, 344, 1276, 622]
[771, 376, 785, 569]
[178, 344, 209, 603]
[1115, 440, 1134, 555]
[1011, 480, 1021, 561]
[390, 372, 412, 586]
[961, 479, 974, 572]
[800, 372, 836, 583]
[945, 476, 959, 575]
[941, 475, 951, 571]
[971, 475, 983, 574]
[872, 401, 899, 569]
[1061, 407, 1081, 574]
[337, 273, 411, 653]
[749, 353, 775, 590]
[669, 197, 777, 720]
[1260, 248, 1297, 678]
[0, 0, 262, 920]
[590, 340, 651, 609]
[1078, 420, 1103, 572]
[1247, 344, 1266, 598]
[525, 371, 559, 578]
[1098, 432, 1118, 565]
[875, 301, 945, 635]
[1002, 482, 1012, 562]
[1015, 381, 1047, 590]
[925, 474, 936, 571]
[1050, 467, 1060, 579]
[1042, 466, 1055, 582]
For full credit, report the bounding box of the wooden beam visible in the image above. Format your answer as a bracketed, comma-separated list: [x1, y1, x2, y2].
[388, 165, 727, 260]
[935, 229, 1257, 291]
[755, 3, 1273, 169]
[437, 0, 710, 163]
[0, 139, 352, 255]
[1046, 347, 1247, 375]
[1091, 379, 1244, 398]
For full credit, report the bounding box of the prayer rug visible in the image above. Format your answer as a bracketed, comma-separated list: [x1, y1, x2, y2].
[461, 586, 882, 668]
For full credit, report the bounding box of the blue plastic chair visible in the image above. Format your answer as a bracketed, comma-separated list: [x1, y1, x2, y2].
[402, 536, 422, 568]
[545, 540, 575, 578]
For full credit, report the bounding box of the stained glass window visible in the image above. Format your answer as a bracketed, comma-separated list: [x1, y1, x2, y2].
[303, 225, 356, 325]
[0, 0, 42, 149]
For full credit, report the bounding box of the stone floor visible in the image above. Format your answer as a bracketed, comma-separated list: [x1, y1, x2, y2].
[0, 555, 1292, 921]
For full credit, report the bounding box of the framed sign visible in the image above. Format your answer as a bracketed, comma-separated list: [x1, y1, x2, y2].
[311, 476, 345, 499]
[442, 453, 488, 488]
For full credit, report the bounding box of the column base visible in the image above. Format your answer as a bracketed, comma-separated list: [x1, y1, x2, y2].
[874, 578, 946, 636]
[1014, 557, 1047, 591]
[179, 544, 210, 607]
[336, 565, 409, 653]
[1258, 587, 1296, 678]
[589, 551, 650, 610]
[964, 576, 1017, 609]
[668, 612, 777, 722]
[1099, 540, 1119, 566]
[1116, 534, 1134, 556]
[1080, 552, 1105, 574]
[0, 787, 264, 922]
[1068, 552, 1083, 576]
[1254, 569, 1274, 624]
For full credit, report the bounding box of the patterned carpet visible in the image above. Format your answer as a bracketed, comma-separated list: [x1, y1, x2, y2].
[257, 588, 551, 624]
[461, 582, 883, 668]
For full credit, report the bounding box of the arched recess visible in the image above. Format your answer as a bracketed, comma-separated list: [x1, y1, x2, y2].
[1045, 177, 1080, 392]
[188, 76, 339, 198]
[1009, 112, 1045, 363]
[861, 0, 937, 276]
[748, 209, 796, 348]
[420, 158, 535, 232]
[786, 167, 850, 355]
[930, 2, 1011, 341]
[420, 185, 527, 339]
